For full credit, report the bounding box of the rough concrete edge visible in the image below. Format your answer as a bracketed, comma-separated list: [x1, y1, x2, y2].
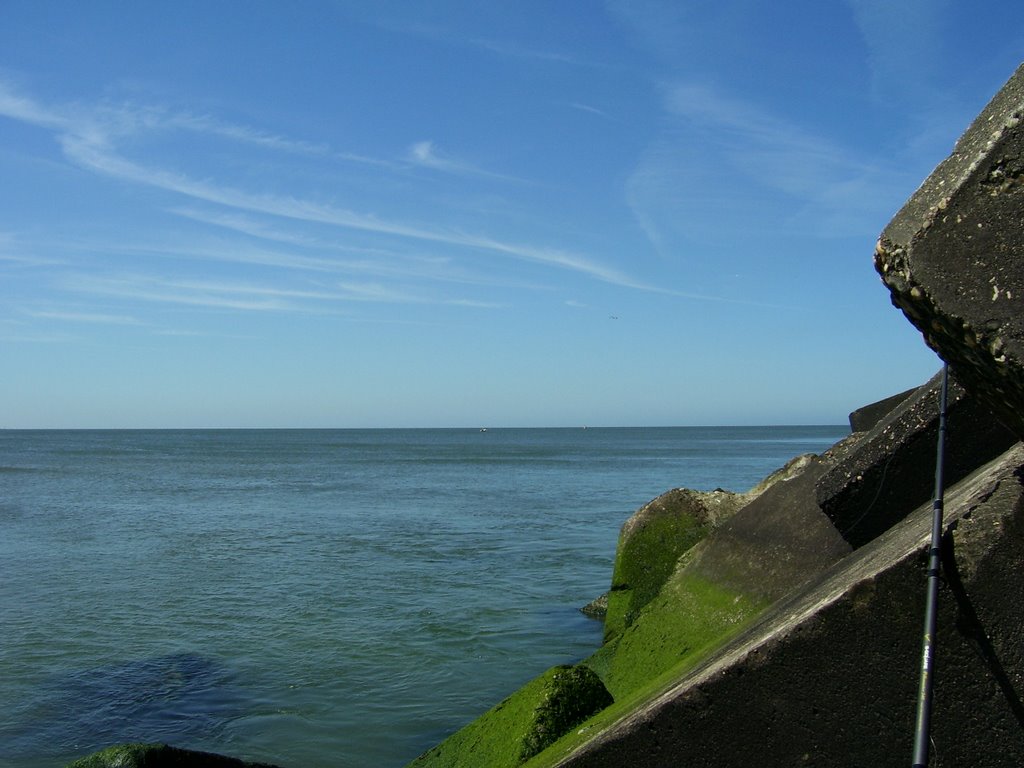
[551, 442, 1024, 766]
[848, 386, 919, 432]
[835, 367, 945, 458]
[595, 452, 819, 631]
[879, 63, 1024, 249]
[874, 65, 1024, 367]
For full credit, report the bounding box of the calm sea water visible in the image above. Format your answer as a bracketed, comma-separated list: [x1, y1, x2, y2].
[0, 426, 847, 768]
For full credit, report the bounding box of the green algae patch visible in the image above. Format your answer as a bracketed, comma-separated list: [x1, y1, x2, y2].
[407, 664, 612, 768]
[519, 665, 613, 761]
[66, 743, 281, 767]
[603, 489, 728, 644]
[520, 585, 766, 768]
[604, 572, 764, 699]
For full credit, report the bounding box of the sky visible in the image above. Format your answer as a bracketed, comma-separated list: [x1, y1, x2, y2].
[1, 1, 1022, 429]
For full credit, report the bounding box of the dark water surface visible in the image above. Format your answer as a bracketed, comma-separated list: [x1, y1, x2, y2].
[0, 427, 847, 767]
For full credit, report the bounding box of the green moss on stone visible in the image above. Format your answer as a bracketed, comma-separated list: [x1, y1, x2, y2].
[65, 743, 281, 768]
[603, 490, 715, 644]
[603, 572, 764, 699]
[406, 664, 612, 768]
[518, 665, 612, 762]
[523, 579, 766, 768]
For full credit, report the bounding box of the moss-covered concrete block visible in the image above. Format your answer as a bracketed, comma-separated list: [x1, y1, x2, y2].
[407, 664, 612, 768]
[66, 743, 282, 768]
[601, 568, 765, 699]
[603, 489, 735, 644]
[601, 455, 820, 646]
[589, 451, 848, 700]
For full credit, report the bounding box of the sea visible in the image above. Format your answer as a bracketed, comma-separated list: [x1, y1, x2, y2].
[0, 426, 848, 768]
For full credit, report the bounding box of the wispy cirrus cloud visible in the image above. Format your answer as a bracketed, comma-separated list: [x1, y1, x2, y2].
[96, 215, 541, 292]
[65, 274, 304, 312]
[845, 0, 946, 108]
[406, 139, 527, 183]
[344, 10, 578, 65]
[0, 231, 68, 268]
[627, 80, 909, 252]
[62, 270, 501, 314]
[25, 309, 141, 325]
[665, 83, 885, 198]
[0, 81, 638, 288]
[0, 80, 810, 312]
[465, 36, 575, 64]
[568, 102, 611, 118]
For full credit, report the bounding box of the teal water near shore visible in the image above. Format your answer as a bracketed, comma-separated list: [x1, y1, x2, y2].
[0, 427, 847, 767]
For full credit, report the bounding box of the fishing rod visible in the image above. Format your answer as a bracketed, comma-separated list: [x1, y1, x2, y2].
[911, 362, 949, 767]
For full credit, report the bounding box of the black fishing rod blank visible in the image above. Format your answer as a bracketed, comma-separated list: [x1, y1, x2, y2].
[911, 363, 949, 768]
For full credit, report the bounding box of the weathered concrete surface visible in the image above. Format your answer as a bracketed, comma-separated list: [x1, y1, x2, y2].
[582, 451, 850, 703]
[684, 453, 849, 604]
[66, 743, 282, 768]
[875, 63, 1024, 440]
[551, 444, 1024, 768]
[816, 368, 1017, 548]
[603, 452, 827, 643]
[848, 386, 917, 432]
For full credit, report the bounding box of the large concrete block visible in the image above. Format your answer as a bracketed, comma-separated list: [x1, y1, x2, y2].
[847, 386, 917, 433]
[817, 368, 1017, 548]
[554, 444, 1024, 768]
[875, 63, 1024, 440]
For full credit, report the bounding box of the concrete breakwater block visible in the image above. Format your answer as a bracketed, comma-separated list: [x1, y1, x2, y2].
[682, 454, 849, 606]
[817, 368, 1017, 548]
[876, 63, 1024, 441]
[602, 487, 742, 644]
[553, 444, 1024, 768]
[847, 386, 916, 432]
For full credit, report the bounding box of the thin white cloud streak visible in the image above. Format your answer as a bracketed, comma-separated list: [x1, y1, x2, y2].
[845, 0, 974, 165]
[467, 36, 576, 64]
[162, 112, 335, 156]
[0, 84, 70, 130]
[26, 310, 141, 324]
[352, 14, 577, 65]
[406, 139, 528, 183]
[0, 81, 649, 291]
[1, 81, 770, 308]
[177, 115, 397, 170]
[63, 270, 501, 313]
[71, 124, 636, 285]
[627, 80, 909, 252]
[845, 0, 947, 107]
[569, 102, 610, 118]
[88, 219, 544, 293]
[335, 280, 422, 303]
[168, 208, 336, 250]
[0, 252, 68, 267]
[0, 231, 68, 267]
[66, 275, 301, 312]
[330, 280, 502, 307]
[409, 140, 461, 171]
[665, 83, 884, 198]
[0, 82, 394, 169]
[0, 330, 80, 343]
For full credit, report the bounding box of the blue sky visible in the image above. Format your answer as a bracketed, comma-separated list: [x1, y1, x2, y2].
[1, 1, 1021, 428]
